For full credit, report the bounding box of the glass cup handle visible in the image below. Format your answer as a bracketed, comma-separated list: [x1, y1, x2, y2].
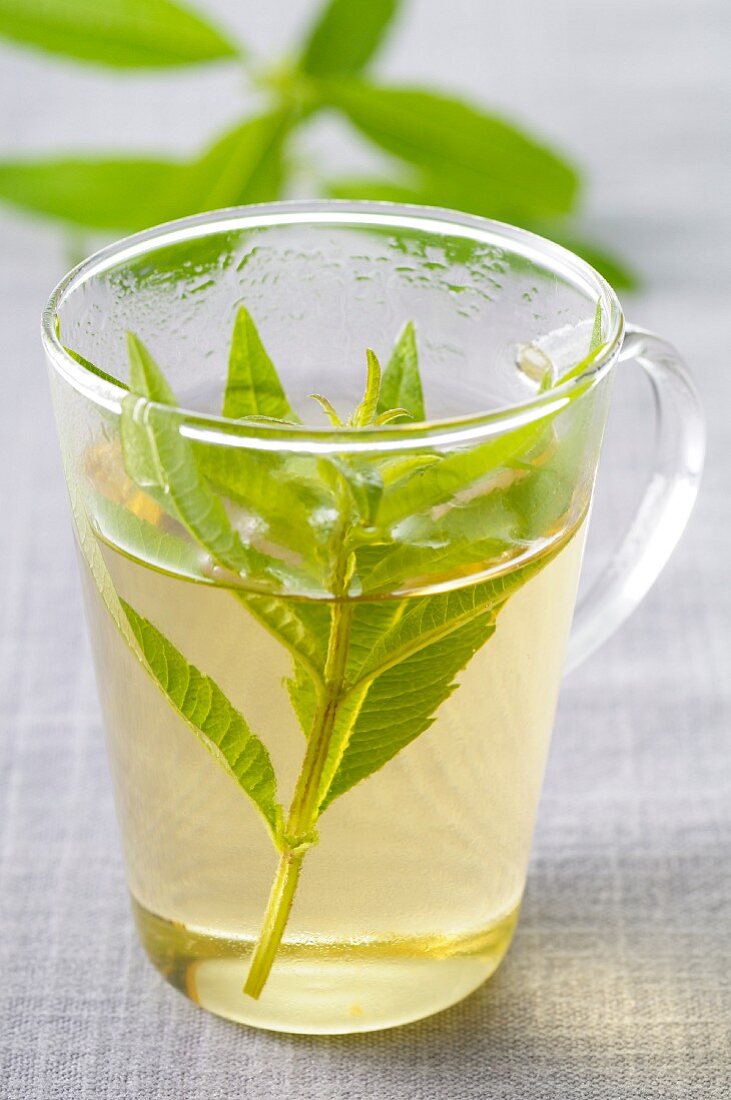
[565, 324, 705, 672]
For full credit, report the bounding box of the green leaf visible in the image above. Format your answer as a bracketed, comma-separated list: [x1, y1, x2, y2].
[0, 112, 290, 231]
[349, 348, 382, 426]
[309, 393, 344, 426]
[89, 490, 203, 578]
[378, 321, 424, 421]
[0, 0, 238, 68]
[327, 177, 638, 290]
[222, 306, 299, 421]
[378, 453, 440, 486]
[236, 593, 329, 687]
[194, 445, 336, 562]
[317, 80, 579, 218]
[590, 301, 603, 352]
[65, 344, 129, 389]
[357, 530, 515, 596]
[354, 581, 504, 685]
[121, 334, 299, 587]
[353, 395, 589, 592]
[121, 599, 281, 834]
[300, 0, 399, 77]
[285, 661, 318, 738]
[327, 175, 435, 206]
[179, 111, 291, 213]
[328, 169, 538, 224]
[374, 408, 411, 425]
[67, 480, 281, 841]
[318, 540, 563, 807]
[375, 418, 545, 529]
[0, 158, 183, 230]
[321, 610, 496, 807]
[539, 229, 639, 292]
[127, 330, 176, 403]
[326, 457, 383, 528]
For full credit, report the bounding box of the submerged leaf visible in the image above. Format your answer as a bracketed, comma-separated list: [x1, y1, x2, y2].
[320, 610, 497, 808]
[121, 600, 281, 835]
[90, 491, 204, 578]
[235, 592, 329, 687]
[318, 537, 566, 808]
[67, 480, 282, 842]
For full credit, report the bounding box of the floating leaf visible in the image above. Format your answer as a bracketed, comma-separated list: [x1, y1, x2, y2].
[378, 321, 424, 421]
[375, 419, 546, 529]
[349, 349, 382, 426]
[222, 305, 299, 421]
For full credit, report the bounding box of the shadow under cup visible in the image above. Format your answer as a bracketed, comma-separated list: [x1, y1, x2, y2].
[43, 203, 623, 1034]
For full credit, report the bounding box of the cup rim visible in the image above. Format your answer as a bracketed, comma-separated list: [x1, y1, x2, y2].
[41, 200, 625, 454]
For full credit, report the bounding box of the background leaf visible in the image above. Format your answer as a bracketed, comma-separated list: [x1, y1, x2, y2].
[179, 112, 291, 213]
[317, 80, 579, 218]
[0, 0, 238, 68]
[300, 0, 399, 77]
[327, 176, 636, 288]
[0, 158, 182, 230]
[538, 229, 638, 291]
[0, 112, 290, 231]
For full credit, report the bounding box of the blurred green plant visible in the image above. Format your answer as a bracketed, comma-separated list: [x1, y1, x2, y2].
[0, 0, 635, 287]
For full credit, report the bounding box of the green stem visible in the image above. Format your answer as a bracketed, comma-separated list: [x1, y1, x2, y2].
[243, 533, 354, 999]
[243, 849, 304, 999]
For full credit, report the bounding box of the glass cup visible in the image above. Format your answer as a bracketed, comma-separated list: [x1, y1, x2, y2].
[42, 203, 704, 1034]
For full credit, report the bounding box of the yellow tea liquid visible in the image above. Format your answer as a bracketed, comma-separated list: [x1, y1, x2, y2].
[79, 520, 585, 1033]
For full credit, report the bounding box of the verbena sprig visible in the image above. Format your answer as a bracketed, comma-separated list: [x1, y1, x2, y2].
[72, 305, 603, 997]
[0, 0, 634, 287]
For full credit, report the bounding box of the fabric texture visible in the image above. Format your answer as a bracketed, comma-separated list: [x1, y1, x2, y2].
[1, 1, 729, 1096]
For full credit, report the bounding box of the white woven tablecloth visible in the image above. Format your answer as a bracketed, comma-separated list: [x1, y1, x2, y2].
[1, 1, 729, 1096]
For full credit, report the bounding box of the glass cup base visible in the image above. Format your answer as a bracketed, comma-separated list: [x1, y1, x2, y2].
[133, 899, 519, 1035]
